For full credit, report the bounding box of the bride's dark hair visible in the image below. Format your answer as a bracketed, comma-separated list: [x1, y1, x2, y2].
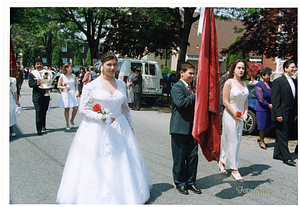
[101, 51, 118, 64]
[228, 59, 247, 80]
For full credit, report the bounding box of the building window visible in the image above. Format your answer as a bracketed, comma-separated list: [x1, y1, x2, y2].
[62, 58, 68, 64]
[62, 43, 67, 52]
[80, 46, 84, 53]
[82, 58, 85, 65]
[42, 58, 47, 64]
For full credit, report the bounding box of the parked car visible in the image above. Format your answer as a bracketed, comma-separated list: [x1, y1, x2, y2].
[94, 58, 164, 105]
[243, 84, 257, 134]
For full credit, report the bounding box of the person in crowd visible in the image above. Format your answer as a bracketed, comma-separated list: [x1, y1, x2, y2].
[57, 63, 80, 130]
[218, 59, 248, 182]
[127, 67, 135, 108]
[16, 61, 24, 101]
[254, 67, 274, 150]
[56, 51, 152, 204]
[88, 66, 97, 82]
[249, 73, 258, 85]
[132, 68, 142, 111]
[220, 63, 232, 114]
[28, 58, 50, 135]
[170, 62, 201, 195]
[10, 76, 20, 137]
[24, 67, 29, 80]
[77, 67, 85, 96]
[82, 66, 90, 87]
[271, 60, 297, 166]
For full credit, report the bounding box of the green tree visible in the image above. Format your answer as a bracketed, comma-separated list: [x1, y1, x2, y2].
[221, 8, 297, 63]
[10, 25, 43, 67]
[74, 48, 83, 66]
[11, 7, 64, 66]
[106, 7, 180, 59]
[55, 7, 114, 60]
[225, 36, 249, 69]
[52, 46, 63, 68]
[85, 49, 92, 66]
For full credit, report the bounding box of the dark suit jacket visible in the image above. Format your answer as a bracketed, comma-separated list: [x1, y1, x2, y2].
[132, 73, 142, 93]
[16, 69, 24, 87]
[28, 72, 49, 103]
[170, 80, 196, 135]
[271, 75, 297, 123]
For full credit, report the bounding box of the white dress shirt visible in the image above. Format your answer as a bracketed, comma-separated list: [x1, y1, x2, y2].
[284, 73, 296, 98]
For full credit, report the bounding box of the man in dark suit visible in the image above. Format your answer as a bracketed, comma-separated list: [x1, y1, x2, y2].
[28, 58, 50, 135]
[170, 62, 201, 195]
[271, 60, 298, 166]
[16, 61, 24, 102]
[132, 68, 142, 111]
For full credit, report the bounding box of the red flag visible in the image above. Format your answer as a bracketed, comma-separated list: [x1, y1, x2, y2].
[192, 8, 221, 162]
[10, 37, 18, 78]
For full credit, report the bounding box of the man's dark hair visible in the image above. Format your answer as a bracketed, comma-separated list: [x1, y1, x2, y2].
[136, 68, 141, 73]
[34, 57, 43, 66]
[181, 62, 195, 72]
[283, 60, 296, 72]
[90, 66, 95, 71]
[130, 67, 136, 72]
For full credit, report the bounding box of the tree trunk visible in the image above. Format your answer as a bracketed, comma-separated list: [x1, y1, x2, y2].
[176, 8, 198, 81]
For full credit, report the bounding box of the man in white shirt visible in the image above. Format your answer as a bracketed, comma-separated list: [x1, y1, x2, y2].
[271, 60, 298, 166]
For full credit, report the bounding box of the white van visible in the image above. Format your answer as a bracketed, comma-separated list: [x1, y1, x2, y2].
[94, 58, 163, 105]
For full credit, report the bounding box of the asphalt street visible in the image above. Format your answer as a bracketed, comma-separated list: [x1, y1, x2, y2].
[7, 81, 298, 205]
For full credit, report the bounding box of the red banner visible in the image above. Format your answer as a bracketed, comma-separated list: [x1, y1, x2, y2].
[10, 38, 18, 78]
[192, 8, 221, 162]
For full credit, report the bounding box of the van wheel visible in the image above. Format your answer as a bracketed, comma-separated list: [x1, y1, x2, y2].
[145, 98, 156, 106]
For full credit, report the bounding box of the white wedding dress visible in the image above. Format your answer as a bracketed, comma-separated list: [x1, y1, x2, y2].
[56, 76, 152, 204]
[219, 81, 248, 170]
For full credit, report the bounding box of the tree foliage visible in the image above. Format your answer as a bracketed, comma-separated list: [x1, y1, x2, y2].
[105, 7, 180, 59]
[11, 7, 64, 66]
[85, 49, 92, 66]
[74, 48, 83, 66]
[55, 7, 113, 59]
[221, 8, 297, 63]
[52, 46, 63, 67]
[225, 36, 249, 69]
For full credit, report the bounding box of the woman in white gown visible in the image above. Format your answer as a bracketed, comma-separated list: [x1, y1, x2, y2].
[10, 77, 20, 136]
[57, 63, 80, 130]
[56, 52, 152, 204]
[218, 59, 248, 182]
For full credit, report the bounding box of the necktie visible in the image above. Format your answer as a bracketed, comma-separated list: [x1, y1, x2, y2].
[188, 85, 192, 93]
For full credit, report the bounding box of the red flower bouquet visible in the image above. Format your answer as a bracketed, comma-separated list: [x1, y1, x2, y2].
[63, 83, 67, 87]
[88, 101, 107, 115]
[192, 88, 196, 93]
[236, 111, 242, 118]
[10, 82, 13, 86]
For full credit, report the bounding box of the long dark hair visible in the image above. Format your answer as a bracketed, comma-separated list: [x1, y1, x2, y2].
[228, 59, 247, 80]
